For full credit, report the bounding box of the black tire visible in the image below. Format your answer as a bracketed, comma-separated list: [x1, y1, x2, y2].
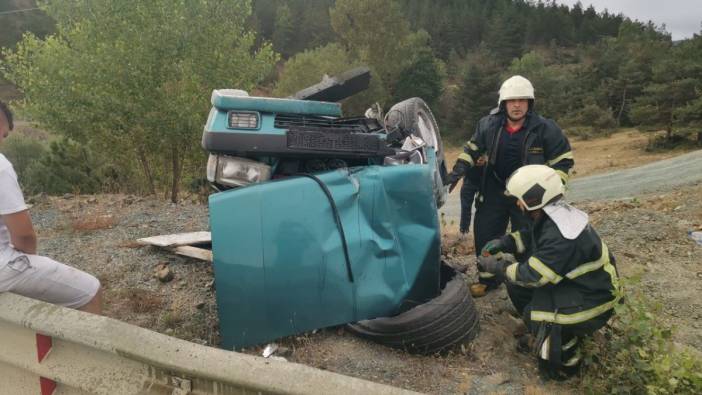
[347, 270, 480, 355]
[385, 97, 448, 208]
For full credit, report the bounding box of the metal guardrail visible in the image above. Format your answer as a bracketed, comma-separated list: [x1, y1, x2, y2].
[0, 293, 419, 395]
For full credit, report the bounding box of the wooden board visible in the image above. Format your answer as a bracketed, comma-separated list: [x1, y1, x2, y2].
[137, 231, 211, 248]
[173, 246, 213, 262]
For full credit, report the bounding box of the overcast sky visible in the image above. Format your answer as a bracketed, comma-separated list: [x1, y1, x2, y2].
[554, 0, 701, 40]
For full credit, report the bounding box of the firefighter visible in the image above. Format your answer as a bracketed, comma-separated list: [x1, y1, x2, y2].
[446, 75, 574, 296]
[478, 164, 620, 379]
[458, 164, 482, 235]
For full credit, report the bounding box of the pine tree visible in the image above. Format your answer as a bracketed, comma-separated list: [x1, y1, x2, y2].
[393, 48, 443, 107]
[630, 40, 698, 142]
[453, 51, 501, 137]
[483, 4, 525, 64]
[671, 33, 702, 144]
[272, 3, 294, 57]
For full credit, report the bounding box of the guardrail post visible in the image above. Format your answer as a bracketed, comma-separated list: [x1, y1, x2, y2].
[36, 333, 56, 395]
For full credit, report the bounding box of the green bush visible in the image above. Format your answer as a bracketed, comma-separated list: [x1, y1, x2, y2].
[564, 126, 597, 140]
[582, 282, 702, 394]
[0, 129, 146, 196]
[22, 138, 99, 195]
[561, 102, 617, 139]
[22, 138, 134, 195]
[0, 133, 47, 182]
[645, 134, 699, 152]
[393, 47, 444, 108]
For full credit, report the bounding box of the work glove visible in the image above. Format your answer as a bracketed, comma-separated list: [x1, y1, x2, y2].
[445, 159, 470, 192]
[481, 237, 508, 256]
[477, 254, 509, 281]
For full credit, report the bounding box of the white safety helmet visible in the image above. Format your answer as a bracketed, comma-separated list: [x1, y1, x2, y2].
[506, 165, 563, 211]
[498, 75, 535, 106]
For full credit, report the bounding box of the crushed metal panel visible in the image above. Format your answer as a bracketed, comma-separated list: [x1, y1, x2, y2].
[292, 67, 372, 102]
[209, 162, 441, 349]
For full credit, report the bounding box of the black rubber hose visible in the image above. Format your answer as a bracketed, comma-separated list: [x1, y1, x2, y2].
[296, 173, 355, 283]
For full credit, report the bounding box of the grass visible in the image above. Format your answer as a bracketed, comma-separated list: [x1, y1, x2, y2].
[160, 310, 186, 328]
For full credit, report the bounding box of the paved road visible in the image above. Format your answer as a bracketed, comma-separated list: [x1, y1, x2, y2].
[439, 149, 702, 221]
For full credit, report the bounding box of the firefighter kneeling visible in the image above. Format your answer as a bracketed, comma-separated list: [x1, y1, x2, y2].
[478, 164, 620, 379]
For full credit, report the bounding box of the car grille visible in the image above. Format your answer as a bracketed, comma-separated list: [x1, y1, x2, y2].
[275, 114, 381, 134]
[276, 114, 386, 154]
[287, 130, 384, 153]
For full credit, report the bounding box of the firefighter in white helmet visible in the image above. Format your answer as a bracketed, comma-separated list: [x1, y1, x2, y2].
[477, 164, 620, 379]
[445, 75, 574, 296]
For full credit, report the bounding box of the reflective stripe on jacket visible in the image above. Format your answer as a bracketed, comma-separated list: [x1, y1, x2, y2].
[504, 216, 620, 325]
[468, 110, 574, 190]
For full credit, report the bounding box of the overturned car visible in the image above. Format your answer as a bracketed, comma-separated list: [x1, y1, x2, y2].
[202, 68, 479, 354]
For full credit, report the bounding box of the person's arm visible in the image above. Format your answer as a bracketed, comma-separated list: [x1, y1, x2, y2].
[446, 118, 489, 189]
[543, 120, 574, 184]
[3, 210, 37, 254]
[482, 229, 530, 256]
[504, 231, 574, 288]
[0, 157, 34, 253]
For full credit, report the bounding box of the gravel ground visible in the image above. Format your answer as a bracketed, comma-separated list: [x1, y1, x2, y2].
[26, 180, 702, 394]
[29, 194, 219, 346]
[580, 183, 702, 350]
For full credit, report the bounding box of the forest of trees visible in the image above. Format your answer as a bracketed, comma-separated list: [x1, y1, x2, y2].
[0, 0, 700, 199]
[258, 0, 701, 143]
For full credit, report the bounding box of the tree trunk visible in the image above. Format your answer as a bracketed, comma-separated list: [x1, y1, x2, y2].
[697, 131, 702, 145]
[137, 148, 156, 195]
[170, 144, 181, 203]
[616, 87, 627, 126]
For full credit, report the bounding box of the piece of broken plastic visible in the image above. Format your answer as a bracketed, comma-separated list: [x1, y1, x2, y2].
[383, 150, 423, 166]
[689, 231, 702, 246]
[262, 343, 278, 358]
[401, 134, 427, 152]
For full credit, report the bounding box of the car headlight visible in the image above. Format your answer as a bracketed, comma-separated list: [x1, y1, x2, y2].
[207, 154, 271, 187]
[228, 111, 260, 129]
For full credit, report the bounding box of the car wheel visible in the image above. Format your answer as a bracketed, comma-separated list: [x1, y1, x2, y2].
[347, 266, 480, 355]
[385, 97, 448, 208]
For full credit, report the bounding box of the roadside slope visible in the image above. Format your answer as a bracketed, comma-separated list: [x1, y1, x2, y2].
[567, 149, 702, 202]
[440, 148, 702, 220]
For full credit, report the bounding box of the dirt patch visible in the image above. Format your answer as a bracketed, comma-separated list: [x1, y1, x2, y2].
[568, 129, 697, 178]
[24, 145, 702, 393]
[0, 83, 21, 102]
[11, 120, 52, 140]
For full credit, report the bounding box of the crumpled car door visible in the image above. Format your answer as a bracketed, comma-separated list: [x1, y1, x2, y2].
[209, 159, 442, 349]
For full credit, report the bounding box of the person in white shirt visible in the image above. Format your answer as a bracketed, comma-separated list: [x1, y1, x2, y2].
[0, 100, 101, 314]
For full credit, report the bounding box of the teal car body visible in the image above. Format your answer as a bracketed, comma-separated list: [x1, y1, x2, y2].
[210, 156, 442, 349]
[204, 71, 447, 349]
